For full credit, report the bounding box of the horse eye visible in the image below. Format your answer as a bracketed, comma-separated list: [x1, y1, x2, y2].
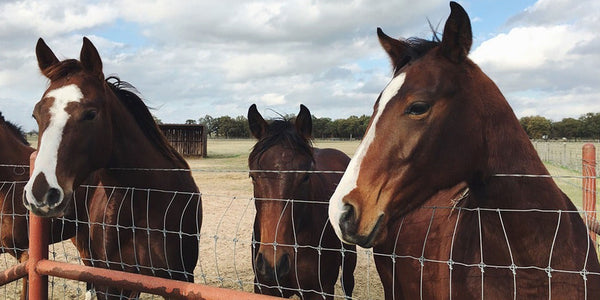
[82, 110, 97, 121]
[405, 102, 431, 116]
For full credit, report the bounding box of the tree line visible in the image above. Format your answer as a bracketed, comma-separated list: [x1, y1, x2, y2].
[519, 113, 600, 140]
[182, 114, 371, 139]
[153, 111, 599, 140]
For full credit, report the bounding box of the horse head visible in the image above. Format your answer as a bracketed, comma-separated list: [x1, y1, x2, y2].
[24, 37, 112, 217]
[329, 2, 499, 247]
[248, 104, 314, 284]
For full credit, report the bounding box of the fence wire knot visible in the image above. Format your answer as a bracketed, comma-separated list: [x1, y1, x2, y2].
[545, 266, 553, 278]
[509, 263, 517, 275]
[447, 259, 454, 270]
[418, 256, 425, 267]
[580, 269, 589, 281]
[478, 262, 486, 273]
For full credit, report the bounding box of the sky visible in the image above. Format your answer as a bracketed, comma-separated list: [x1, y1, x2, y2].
[1, 0, 599, 131]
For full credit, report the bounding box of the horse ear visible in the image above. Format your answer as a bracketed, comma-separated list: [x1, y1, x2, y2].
[36, 38, 60, 78]
[377, 28, 413, 71]
[440, 1, 472, 63]
[248, 104, 268, 139]
[295, 104, 312, 139]
[80, 37, 104, 80]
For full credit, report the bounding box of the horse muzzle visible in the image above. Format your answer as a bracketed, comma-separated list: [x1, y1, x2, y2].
[255, 251, 291, 284]
[23, 173, 70, 217]
[337, 203, 385, 248]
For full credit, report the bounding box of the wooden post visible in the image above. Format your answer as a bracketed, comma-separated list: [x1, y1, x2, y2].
[582, 144, 597, 243]
[28, 151, 49, 300]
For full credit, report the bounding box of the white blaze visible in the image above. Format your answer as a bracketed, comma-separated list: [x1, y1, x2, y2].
[24, 84, 83, 208]
[328, 73, 406, 239]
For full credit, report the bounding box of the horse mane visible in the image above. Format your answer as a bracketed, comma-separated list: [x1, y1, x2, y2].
[0, 111, 30, 146]
[249, 118, 314, 167]
[105, 76, 189, 167]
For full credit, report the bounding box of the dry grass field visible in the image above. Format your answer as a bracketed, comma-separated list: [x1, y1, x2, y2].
[0, 138, 597, 299]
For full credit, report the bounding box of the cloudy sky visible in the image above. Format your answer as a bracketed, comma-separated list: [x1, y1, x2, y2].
[1, 0, 599, 131]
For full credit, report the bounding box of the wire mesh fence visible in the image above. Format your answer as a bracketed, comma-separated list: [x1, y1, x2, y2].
[0, 147, 599, 299]
[533, 140, 599, 173]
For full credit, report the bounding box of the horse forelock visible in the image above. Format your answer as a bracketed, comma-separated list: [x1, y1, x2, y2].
[41, 59, 83, 82]
[249, 119, 313, 169]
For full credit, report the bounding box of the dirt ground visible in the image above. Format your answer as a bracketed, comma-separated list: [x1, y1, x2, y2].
[0, 139, 385, 299]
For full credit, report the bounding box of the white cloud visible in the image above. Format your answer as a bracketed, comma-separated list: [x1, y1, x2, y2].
[470, 0, 600, 121]
[471, 25, 594, 71]
[2, 0, 598, 131]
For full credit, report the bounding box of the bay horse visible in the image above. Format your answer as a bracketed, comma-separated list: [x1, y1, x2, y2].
[329, 2, 600, 299]
[248, 104, 356, 299]
[24, 37, 202, 299]
[0, 112, 101, 299]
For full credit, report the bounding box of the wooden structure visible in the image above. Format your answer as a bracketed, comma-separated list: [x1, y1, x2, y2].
[159, 124, 207, 157]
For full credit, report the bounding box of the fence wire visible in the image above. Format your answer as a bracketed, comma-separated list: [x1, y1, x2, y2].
[0, 163, 599, 299]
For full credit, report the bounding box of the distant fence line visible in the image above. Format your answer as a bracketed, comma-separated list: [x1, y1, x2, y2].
[532, 140, 599, 173]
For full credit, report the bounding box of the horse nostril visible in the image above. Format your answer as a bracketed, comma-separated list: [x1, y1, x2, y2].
[256, 252, 267, 275]
[277, 253, 291, 278]
[46, 188, 61, 206]
[340, 203, 357, 235]
[340, 203, 356, 223]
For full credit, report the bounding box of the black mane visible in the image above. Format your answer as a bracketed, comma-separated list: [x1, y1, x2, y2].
[249, 119, 313, 167]
[105, 76, 188, 167]
[0, 112, 30, 146]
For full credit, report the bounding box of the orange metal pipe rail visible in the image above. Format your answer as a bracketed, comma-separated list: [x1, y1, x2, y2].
[36, 260, 282, 300]
[0, 261, 27, 286]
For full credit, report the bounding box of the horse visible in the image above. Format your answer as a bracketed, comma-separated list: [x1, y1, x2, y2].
[328, 2, 600, 299]
[248, 104, 357, 299]
[23, 37, 202, 299]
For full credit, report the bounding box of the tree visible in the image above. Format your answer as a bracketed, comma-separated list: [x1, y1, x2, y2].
[519, 116, 552, 139]
[198, 115, 216, 137]
[579, 113, 600, 139]
[551, 117, 581, 139]
[185, 119, 197, 124]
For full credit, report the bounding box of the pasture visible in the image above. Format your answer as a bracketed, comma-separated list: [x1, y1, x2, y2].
[1, 138, 597, 299]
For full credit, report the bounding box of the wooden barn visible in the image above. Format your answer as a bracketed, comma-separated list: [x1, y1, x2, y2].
[159, 124, 207, 157]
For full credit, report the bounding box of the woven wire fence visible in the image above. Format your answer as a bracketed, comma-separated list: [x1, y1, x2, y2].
[0, 164, 599, 299]
[533, 141, 599, 173]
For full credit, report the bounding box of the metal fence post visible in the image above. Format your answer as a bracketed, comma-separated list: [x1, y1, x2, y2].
[28, 151, 49, 300]
[583, 144, 597, 243]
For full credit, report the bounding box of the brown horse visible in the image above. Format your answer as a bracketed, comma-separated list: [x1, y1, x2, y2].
[248, 104, 356, 299]
[329, 2, 600, 299]
[0, 112, 101, 298]
[24, 37, 202, 299]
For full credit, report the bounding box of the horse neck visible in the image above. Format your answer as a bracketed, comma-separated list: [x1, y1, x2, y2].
[461, 91, 584, 264]
[102, 96, 194, 191]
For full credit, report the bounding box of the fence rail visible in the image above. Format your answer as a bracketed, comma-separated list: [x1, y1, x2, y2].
[0, 143, 598, 299]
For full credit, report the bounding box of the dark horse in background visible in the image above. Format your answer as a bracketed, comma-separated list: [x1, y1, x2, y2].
[24, 37, 202, 299]
[329, 2, 600, 299]
[0, 112, 102, 299]
[248, 104, 356, 299]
